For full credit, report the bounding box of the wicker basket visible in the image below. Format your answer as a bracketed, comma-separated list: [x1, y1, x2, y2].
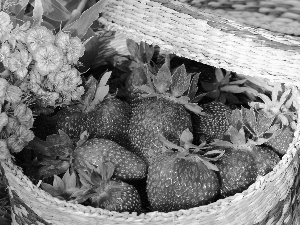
[2, 0, 300, 224]
[174, 0, 300, 35]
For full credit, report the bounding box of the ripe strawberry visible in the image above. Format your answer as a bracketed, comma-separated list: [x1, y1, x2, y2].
[72, 161, 142, 213]
[88, 96, 131, 148]
[192, 101, 231, 144]
[213, 108, 280, 197]
[34, 72, 131, 147]
[127, 58, 204, 165]
[73, 138, 147, 181]
[146, 130, 221, 212]
[249, 83, 297, 155]
[264, 126, 294, 155]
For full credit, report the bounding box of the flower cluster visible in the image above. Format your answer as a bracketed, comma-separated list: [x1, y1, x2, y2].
[0, 10, 86, 158]
[0, 11, 86, 107]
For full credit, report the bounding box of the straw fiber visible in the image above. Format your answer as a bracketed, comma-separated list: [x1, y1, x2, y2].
[174, 0, 300, 35]
[1, 0, 300, 224]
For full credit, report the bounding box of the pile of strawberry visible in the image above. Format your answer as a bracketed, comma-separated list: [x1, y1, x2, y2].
[22, 40, 298, 214]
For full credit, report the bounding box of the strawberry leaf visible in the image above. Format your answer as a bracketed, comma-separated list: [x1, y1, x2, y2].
[256, 111, 276, 136]
[76, 130, 89, 147]
[153, 62, 172, 94]
[201, 81, 219, 93]
[62, 169, 77, 190]
[215, 68, 224, 83]
[170, 64, 191, 97]
[35, 0, 71, 21]
[41, 183, 61, 196]
[38, 160, 70, 178]
[226, 109, 243, 131]
[133, 84, 156, 94]
[53, 174, 65, 192]
[227, 126, 246, 145]
[126, 39, 142, 63]
[180, 129, 193, 147]
[139, 41, 154, 64]
[188, 72, 200, 100]
[81, 75, 97, 107]
[62, 0, 110, 39]
[241, 107, 257, 135]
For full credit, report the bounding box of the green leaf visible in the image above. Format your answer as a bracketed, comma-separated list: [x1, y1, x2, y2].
[38, 160, 70, 178]
[41, 183, 61, 196]
[126, 39, 142, 63]
[53, 174, 65, 192]
[215, 68, 224, 83]
[12, 0, 29, 18]
[227, 126, 246, 145]
[64, 0, 82, 12]
[153, 62, 172, 94]
[140, 41, 154, 64]
[81, 75, 97, 107]
[226, 109, 243, 131]
[76, 130, 89, 147]
[256, 111, 275, 136]
[62, 0, 110, 39]
[180, 129, 193, 147]
[99, 71, 111, 87]
[157, 133, 184, 152]
[33, 0, 44, 26]
[241, 107, 257, 135]
[170, 64, 191, 97]
[188, 72, 200, 100]
[133, 84, 156, 94]
[62, 169, 77, 190]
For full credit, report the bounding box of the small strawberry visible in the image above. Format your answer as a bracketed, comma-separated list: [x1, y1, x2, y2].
[212, 108, 280, 197]
[73, 138, 147, 181]
[192, 101, 231, 144]
[146, 130, 221, 212]
[71, 160, 142, 213]
[249, 83, 297, 155]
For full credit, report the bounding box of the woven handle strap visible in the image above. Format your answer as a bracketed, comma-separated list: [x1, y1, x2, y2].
[99, 0, 300, 86]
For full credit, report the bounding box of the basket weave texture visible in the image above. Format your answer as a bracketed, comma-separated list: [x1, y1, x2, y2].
[1, 0, 300, 224]
[175, 0, 300, 35]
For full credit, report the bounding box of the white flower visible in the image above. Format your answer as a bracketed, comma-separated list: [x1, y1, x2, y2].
[49, 68, 82, 93]
[0, 112, 8, 132]
[5, 85, 22, 103]
[71, 86, 85, 100]
[33, 44, 63, 76]
[0, 11, 13, 41]
[0, 78, 8, 104]
[6, 21, 31, 49]
[55, 32, 85, 64]
[55, 31, 70, 51]
[13, 103, 34, 129]
[7, 126, 35, 153]
[26, 26, 55, 53]
[0, 42, 11, 68]
[7, 47, 32, 79]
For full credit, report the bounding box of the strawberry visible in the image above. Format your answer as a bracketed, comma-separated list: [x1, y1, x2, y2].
[146, 130, 221, 212]
[212, 108, 280, 197]
[249, 83, 297, 155]
[264, 126, 294, 155]
[127, 59, 204, 164]
[71, 161, 142, 213]
[34, 72, 131, 147]
[73, 138, 147, 181]
[87, 96, 131, 148]
[192, 101, 231, 144]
